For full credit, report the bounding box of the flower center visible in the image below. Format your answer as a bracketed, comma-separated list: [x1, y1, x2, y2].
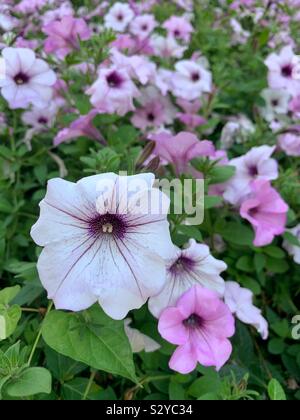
[14, 72, 30, 85]
[116, 13, 124, 22]
[183, 313, 203, 329]
[38, 117, 48, 124]
[88, 213, 127, 239]
[248, 165, 258, 176]
[169, 256, 195, 275]
[106, 71, 123, 88]
[191, 72, 200, 82]
[141, 24, 148, 31]
[271, 99, 279, 107]
[174, 29, 181, 37]
[147, 112, 155, 122]
[281, 64, 293, 78]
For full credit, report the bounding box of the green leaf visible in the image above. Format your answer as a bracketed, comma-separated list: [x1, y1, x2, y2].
[61, 378, 107, 400]
[283, 232, 300, 247]
[169, 380, 186, 400]
[263, 246, 286, 259]
[0, 304, 22, 341]
[176, 225, 203, 242]
[204, 195, 223, 209]
[189, 370, 221, 398]
[268, 339, 286, 355]
[5, 367, 52, 397]
[209, 165, 236, 184]
[268, 379, 286, 401]
[42, 306, 137, 383]
[254, 253, 266, 273]
[236, 256, 254, 273]
[216, 222, 254, 246]
[45, 347, 86, 382]
[266, 257, 289, 274]
[0, 286, 21, 305]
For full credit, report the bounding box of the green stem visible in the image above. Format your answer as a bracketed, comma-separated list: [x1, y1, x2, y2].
[28, 301, 53, 366]
[21, 308, 40, 313]
[82, 370, 97, 401]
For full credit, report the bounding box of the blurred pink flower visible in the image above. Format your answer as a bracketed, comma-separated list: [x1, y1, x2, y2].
[111, 49, 156, 85]
[240, 180, 288, 247]
[176, 99, 206, 129]
[265, 46, 300, 97]
[149, 239, 227, 318]
[87, 67, 140, 116]
[278, 132, 300, 156]
[149, 131, 215, 175]
[16, 0, 48, 13]
[43, 16, 91, 59]
[131, 86, 176, 131]
[22, 103, 57, 130]
[54, 110, 105, 146]
[171, 60, 212, 100]
[0, 47, 56, 109]
[158, 285, 235, 373]
[224, 281, 268, 339]
[289, 95, 300, 118]
[130, 14, 157, 39]
[163, 16, 193, 43]
[150, 35, 186, 59]
[224, 146, 278, 206]
[104, 2, 134, 32]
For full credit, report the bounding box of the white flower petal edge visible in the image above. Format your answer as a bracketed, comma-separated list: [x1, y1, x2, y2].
[124, 319, 161, 353]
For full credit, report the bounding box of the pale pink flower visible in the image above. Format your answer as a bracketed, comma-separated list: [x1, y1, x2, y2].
[130, 14, 157, 39]
[86, 67, 140, 116]
[111, 49, 156, 85]
[43, 16, 91, 59]
[41, 2, 74, 25]
[265, 46, 300, 97]
[176, 99, 206, 129]
[154, 69, 174, 95]
[158, 286, 235, 373]
[150, 35, 187, 59]
[224, 281, 268, 339]
[171, 60, 212, 100]
[54, 110, 105, 146]
[149, 131, 215, 175]
[163, 16, 193, 43]
[0, 47, 56, 109]
[16, 0, 48, 13]
[260, 88, 290, 122]
[278, 132, 300, 156]
[289, 95, 300, 119]
[104, 2, 134, 32]
[131, 86, 177, 131]
[223, 146, 278, 206]
[149, 239, 227, 318]
[124, 318, 160, 353]
[22, 103, 57, 130]
[240, 180, 288, 247]
[31, 173, 174, 320]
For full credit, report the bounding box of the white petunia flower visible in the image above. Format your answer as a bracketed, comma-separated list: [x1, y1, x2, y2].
[148, 239, 227, 318]
[31, 173, 174, 320]
[0, 48, 57, 109]
[124, 319, 160, 353]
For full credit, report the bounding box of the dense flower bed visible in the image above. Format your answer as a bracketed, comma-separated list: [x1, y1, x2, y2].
[0, 0, 299, 401]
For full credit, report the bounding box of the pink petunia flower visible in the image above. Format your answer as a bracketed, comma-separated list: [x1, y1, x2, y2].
[22, 103, 58, 130]
[278, 132, 300, 156]
[86, 67, 140, 116]
[223, 146, 278, 206]
[150, 35, 187, 59]
[54, 110, 105, 146]
[224, 281, 268, 339]
[104, 2, 134, 32]
[158, 285, 235, 373]
[163, 16, 193, 43]
[149, 239, 227, 318]
[0, 47, 56, 109]
[289, 95, 300, 119]
[131, 86, 177, 131]
[240, 180, 288, 247]
[171, 60, 212, 100]
[176, 98, 206, 129]
[43, 16, 91, 59]
[265, 46, 300, 97]
[130, 14, 157, 39]
[149, 131, 215, 175]
[31, 172, 174, 320]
